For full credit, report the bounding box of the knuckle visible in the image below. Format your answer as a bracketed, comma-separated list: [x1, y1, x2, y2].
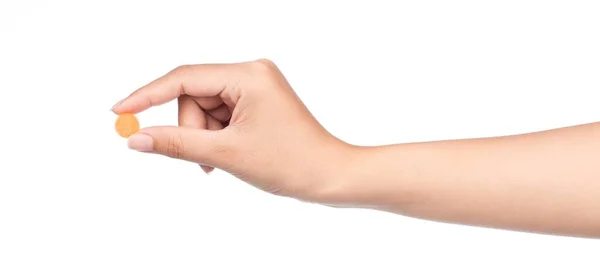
[171, 64, 192, 75]
[165, 134, 185, 159]
[255, 58, 276, 67]
[251, 58, 277, 72]
[228, 79, 243, 98]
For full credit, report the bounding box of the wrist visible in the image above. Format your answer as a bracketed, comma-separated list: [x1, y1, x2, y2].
[311, 144, 382, 207]
[310, 143, 361, 205]
[317, 144, 418, 211]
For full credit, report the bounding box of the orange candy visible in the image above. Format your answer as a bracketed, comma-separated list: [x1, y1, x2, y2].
[115, 113, 140, 138]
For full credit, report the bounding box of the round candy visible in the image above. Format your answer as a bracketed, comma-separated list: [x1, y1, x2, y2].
[115, 113, 139, 138]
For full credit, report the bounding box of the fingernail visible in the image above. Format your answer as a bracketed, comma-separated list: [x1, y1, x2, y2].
[111, 99, 125, 111]
[200, 165, 214, 174]
[127, 134, 154, 152]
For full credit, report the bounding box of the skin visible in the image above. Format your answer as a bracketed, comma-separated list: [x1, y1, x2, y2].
[112, 59, 600, 239]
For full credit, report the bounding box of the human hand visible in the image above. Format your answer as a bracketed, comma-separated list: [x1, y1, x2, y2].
[112, 59, 354, 203]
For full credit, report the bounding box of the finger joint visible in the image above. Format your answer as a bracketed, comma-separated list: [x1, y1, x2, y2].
[166, 135, 185, 159]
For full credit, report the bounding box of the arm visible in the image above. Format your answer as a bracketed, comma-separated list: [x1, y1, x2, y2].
[112, 59, 599, 239]
[335, 122, 600, 238]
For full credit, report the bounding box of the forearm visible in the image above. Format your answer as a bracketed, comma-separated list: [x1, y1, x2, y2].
[338, 122, 600, 238]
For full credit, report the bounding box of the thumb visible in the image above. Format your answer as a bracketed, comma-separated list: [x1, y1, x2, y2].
[127, 126, 232, 167]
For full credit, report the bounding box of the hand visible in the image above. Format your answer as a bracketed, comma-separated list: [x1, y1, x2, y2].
[112, 59, 354, 203]
[111, 59, 600, 238]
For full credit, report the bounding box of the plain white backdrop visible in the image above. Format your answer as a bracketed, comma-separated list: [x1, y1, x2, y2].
[1, 0, 599, 278]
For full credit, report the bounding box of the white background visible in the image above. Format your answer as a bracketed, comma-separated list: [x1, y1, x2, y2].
[1, 1, 599, 278]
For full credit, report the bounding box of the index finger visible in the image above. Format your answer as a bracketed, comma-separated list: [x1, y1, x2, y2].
[111, 64, 234, 114]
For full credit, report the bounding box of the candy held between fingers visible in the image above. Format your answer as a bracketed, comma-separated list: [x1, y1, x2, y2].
[115, 113, 140, 138]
